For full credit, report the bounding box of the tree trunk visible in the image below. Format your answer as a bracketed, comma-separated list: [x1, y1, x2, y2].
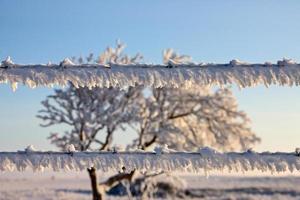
[87, 167, 103, 200]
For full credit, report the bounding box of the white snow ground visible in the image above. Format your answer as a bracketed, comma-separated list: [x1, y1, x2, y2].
[1, 171, 300, 200]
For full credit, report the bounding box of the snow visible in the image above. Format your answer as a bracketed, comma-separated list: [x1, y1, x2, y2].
[1, 57, 300, 90]
[1, 148, 300, 173]
[1, 172, 300, 200]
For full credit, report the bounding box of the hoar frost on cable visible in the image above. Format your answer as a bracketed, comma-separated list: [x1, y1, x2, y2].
[1, 146, 300, 173]
[1, 41, 300, 90]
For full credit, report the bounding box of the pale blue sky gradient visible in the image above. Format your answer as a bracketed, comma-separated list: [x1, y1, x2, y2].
[1, 0, 300, 151]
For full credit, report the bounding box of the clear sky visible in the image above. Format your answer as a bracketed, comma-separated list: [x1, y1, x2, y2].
[1, 0, 300, 152]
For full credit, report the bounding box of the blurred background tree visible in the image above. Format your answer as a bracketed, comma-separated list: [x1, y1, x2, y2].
[37, 42, 260, 200]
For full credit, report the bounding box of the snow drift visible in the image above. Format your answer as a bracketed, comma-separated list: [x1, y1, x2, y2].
[1, 58, 300, 90]
[1, 147, 300, 173]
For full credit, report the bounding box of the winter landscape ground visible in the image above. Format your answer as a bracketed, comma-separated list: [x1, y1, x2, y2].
[1, 171, 300, 200]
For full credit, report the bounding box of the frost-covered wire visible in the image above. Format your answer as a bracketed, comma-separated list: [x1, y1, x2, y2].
[1, 147, 300, 173]
[1, 60, 300, 91]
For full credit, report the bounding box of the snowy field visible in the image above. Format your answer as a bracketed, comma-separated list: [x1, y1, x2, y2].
[1, 171, 300, 200]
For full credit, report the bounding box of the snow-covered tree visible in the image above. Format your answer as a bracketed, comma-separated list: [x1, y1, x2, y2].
[129, 86, 260, 152]
[38, 85, 259, 200]
[37, 86, 138, 152]
[37, 41, 146, 200]
[37, 85, 140, 200]
[37, 43, 259, 200]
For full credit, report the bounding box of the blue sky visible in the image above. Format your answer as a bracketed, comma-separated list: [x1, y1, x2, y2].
[1, 0, 300, 151]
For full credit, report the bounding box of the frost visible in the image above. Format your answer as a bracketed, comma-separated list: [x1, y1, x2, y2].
[264, 61, 273, 66]
[2, 43, 299, 89]
[229, 59, 249, 66]
[198, 147, 218, 156]
[163, 49, 192, 66]
[1, 147, 300, 173]
[1, 56, 15, 68]
[1, 59, 300, 90]
[59, 58, 75, 67]
[97, 40, 143, 65]
[154, 144, 172, 155]
[112, 145, 125, 152]
[24, 145, 37, 153]
[65, 144, 76, 152]
[277, 58, 297, 66]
